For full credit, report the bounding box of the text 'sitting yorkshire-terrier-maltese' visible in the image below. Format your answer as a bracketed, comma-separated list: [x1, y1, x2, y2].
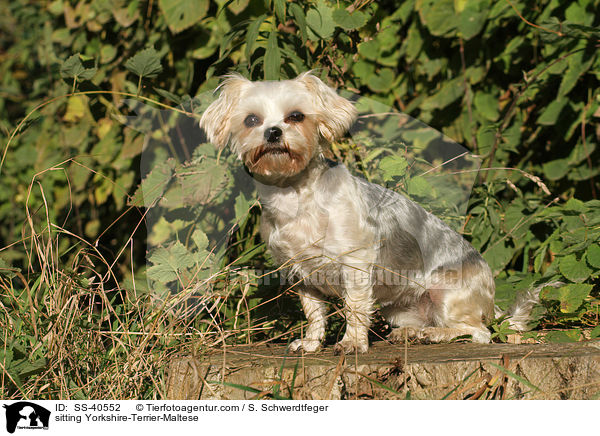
[200, 72, 532, 354]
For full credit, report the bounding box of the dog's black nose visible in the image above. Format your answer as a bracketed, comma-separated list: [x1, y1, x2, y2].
[264, 126, 282, 142]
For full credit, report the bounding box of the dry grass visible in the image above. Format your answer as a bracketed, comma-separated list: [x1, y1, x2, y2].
[0, 171, 265, 399]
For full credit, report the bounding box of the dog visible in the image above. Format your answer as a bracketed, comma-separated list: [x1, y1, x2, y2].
[200, 72, 514, 354]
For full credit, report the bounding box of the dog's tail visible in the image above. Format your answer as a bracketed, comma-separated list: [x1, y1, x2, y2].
[494, 281, 562, 331]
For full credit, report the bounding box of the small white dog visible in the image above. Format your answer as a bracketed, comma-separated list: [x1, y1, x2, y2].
[200, 72, 503, 354]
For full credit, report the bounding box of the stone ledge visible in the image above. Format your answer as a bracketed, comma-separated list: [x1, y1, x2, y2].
[166, 340, 600, 400]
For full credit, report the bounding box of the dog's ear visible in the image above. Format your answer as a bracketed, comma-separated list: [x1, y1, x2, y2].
[200, 74, 250, 148]
[294, 72, 357, 142]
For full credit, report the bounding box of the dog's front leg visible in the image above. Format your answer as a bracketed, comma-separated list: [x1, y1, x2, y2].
[289, 287, 327, 353]
[334, 268, 374, 354]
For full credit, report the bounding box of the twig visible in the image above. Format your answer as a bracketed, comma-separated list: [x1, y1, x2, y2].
[581, 95, 597, 198]
[483, 196, 559, 254]
[483, 48, 585, 182]
[459, 37, 478, 154]
[1, 90, 194, 176]
[505, 0, 564, 37]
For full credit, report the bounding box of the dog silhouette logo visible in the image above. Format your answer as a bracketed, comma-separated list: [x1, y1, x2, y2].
[3, 402, 50, 433]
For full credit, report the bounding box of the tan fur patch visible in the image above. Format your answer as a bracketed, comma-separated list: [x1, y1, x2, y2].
[296, 116, 319, 146]
[243, 146, 306, 176]
[243, 138, 314, 177]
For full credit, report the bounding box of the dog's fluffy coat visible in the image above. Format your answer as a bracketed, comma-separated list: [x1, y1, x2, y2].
[200, 72, 498, 354]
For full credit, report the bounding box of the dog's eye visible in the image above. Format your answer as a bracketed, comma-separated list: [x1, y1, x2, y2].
[244, 114, 261, 127]
[285, 111, 305, 123]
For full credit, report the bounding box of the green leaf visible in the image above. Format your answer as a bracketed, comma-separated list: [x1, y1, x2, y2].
[158, 0, 209, 34]
[48, 0, 63, 15]
[483, 241, 513, 274]
[473, 92, 499, 121]
[353, 60, 375, 81]
[60, 53, 97, 81]
[586, 244, 600, 269]
[100, 44, 117, 64]
[245, 14, 267, 61]
[476, 123, 496, 154]
[500, 118, 522, 152]
[278, 46, 307, 72]
[147, 216, 186, 247]
[125, 47, 163, 79]
[494, 274, 539, 311]
[175, 159, 228, 205]
[63, 95, 90, 122]
[12, 357, 47, 379]
[234, 192, 253, 225]
[458, 5, 487, 40]
[487, 362, 541, 392]
[406, 176, 433, 198]
[567, 164, 600, 182]
[542, 158, 570, 181]
[379, 155, 408, 182]
[191, 229, 209, 251]
[289, 3, 308, 43]
[537, 98, 567, 125]
[93, 177, 113, 206]
[404, 24, 422, 62]
[367, 68, 395, 93]
[568, 141, 597, 166]
[559, 254, 592, 282]
[454, 0, 468, 13]
[0, 350, 13, 372]
[129, 159, 175, 207]
[357, 40, 381, 61]
[564, 3, 590, 25]
[225, 0, 249, 14]
[91, 125, 120, 165]
[544, 329, 582, 343]
[558, 47, 594, 97]
[562, 197, 587, 213]
[0, 258, 20, 279]
[273, 0, 286, 23]
[403, 128, 439, 149]
[419, 0, 457, 37]
[147, 242, 196, 284]
[154, 87, 183, 105]
[264, 31, 281, 80]
[561, 22, 600, 40]
[421, 77, 464, 110]
[332, 8, 368, 31]
[306, 1, 334, 40]
[542, 283, 592, 312]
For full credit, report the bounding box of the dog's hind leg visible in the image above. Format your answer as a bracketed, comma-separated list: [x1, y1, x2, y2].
[384, 307, 427, 343]
[416, 263, 494, 343]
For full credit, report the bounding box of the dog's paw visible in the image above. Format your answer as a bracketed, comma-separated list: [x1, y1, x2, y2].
[289, 339, 321, 353]
[388, 327, 419, 343]
[410, 327, 491, 344]
[333, 338, 369, 355]
[415, 327, 453, 343]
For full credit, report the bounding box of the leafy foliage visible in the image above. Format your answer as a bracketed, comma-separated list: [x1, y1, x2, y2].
[125, 47, 164, 80]
[60, 53, 97, 84]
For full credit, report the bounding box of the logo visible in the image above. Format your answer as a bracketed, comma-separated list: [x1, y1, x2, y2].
[3, 402, 50, 434]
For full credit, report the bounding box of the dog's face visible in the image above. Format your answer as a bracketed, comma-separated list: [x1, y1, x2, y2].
[200, 72, 356, 178]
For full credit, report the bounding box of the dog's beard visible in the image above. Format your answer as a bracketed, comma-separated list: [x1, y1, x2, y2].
[243, 142, 311, 177]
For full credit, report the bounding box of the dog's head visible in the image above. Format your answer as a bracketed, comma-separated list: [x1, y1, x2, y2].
[200, 72, 356, 178]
